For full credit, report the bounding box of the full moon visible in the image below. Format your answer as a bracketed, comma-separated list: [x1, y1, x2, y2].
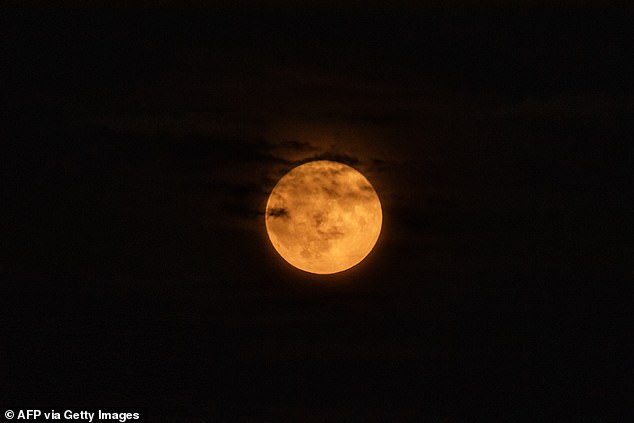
[265, 160, 382, 274]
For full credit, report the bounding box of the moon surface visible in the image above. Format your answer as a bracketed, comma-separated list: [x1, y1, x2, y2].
[265, 160, 382, 274]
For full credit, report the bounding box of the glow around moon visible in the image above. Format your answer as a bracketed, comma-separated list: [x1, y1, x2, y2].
[265, 160, 382, 274]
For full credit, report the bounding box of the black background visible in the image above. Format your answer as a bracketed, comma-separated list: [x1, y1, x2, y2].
[2, 2, 632, 421]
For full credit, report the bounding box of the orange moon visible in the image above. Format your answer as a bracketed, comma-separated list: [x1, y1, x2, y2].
[265, 160, 382, 274]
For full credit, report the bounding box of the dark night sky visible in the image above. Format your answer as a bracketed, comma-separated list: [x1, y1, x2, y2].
[2, 2, 632, 421]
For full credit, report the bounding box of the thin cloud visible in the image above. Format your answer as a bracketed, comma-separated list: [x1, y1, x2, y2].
[267, 207, 289, 218]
